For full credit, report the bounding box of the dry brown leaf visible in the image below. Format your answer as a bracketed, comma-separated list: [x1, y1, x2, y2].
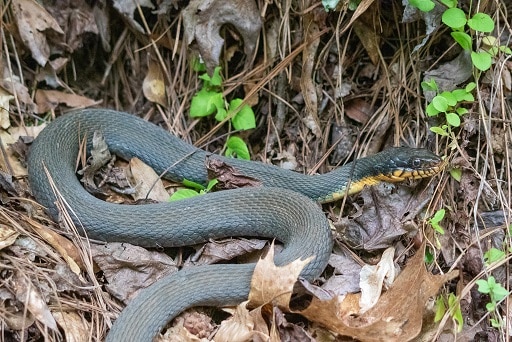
[0, 224, 19, 250]
[206, 157, 262, 190]
[344, 98, 374, 124]
[297, 243, 458, 341]
[35, 89, 100, 113]
[53, 311, 89, 342]
[182, 0, 262, 73]
[91, 242, 178, 303]
[12, 272, 58, 331]
[160, 311, 214, 341]
[112, 0, 155, 33]
[248, 243, 313, 309]
[352, 4, 381, 65]
[29, 218, 83, 274]
[143, 59, 167, 106]
[184, 238, 267, 267]
[11, 0, 64, 66]
[0, 87, 13, 129]
[215, 302, 270, 342]
[129, 157, 169, 202]
[0, 126, 45, 177]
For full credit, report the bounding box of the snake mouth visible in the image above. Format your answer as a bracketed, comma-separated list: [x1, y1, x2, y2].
[376, 158, 447, 182]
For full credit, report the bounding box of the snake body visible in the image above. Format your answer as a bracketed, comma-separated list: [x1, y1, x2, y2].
[27, 109, 442, 341]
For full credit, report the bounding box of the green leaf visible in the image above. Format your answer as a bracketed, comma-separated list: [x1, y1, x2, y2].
[214, 107, 227, 122]
[456, 108, 468, 116]
[421, 79, 438, 92]
[446, 112, 461, 127]
[440, 91, 457, 106]
[169, 189, 200, 201]
[225, 136, 250, 160]
[484, 248, 506, 265]
[430, 126, 449, 136]
[465, 82, 476, 92]
[205, 179, 218, 192]
[229, 99, 256, 130]
[439, 0, 457, 8]
[409, 0, 435, 12]
[500, 46, 512, 54]
[491, 282, 509, 302]
[430, 209, 446, 224]
[322, 0, 340, 11]
[192, 58, 206, 72]
[448, 293, 463, 332]
[471, 51, 493, 71]
[476, 278, 491, 294]
[210, 66, 223, 86]
[491, 318, 503, 328]
[467, 13, 495, 33]
[182, 179, 206, 191]
[451, 31, 472, 50]
[426, 102, 440, 116]
[450, 167, 462, 181]
[190, 89, 224, 117]
[434, 297, 446, 322]
[451, 89, 472, 102]
[432, 95, 449, 112]
[442, 8, 467, 29]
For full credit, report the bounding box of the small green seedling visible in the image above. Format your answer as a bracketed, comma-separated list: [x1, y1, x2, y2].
[169, 179, 219, 201]
[428, 208, 446, 235]
[475, 276, 509, 327]
[190, 64, 256, 160]
[435, 293, 463, 332]
[483, 248, 506, 266]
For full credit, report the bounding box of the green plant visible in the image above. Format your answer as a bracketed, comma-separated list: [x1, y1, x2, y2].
[435, 293, 463, 332]
[422, 80, 474, 137]
[475, 276, 509, 327]
[169, 179, 218, 201]
[483, 247, 506, 266]
[190, 64, 256, 160]
[428, 208, 446, 235]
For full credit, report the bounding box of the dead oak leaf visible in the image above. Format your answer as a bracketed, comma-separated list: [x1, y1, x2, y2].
[11, 0, 64, 66]
[297, 243, 458, 341]
[248, 243, 313, 309]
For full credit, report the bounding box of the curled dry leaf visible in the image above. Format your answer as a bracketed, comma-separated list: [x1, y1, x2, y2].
[112, 0, 154, 33]
[129, 157, 169, 202]
[161, 311, 214, 341]
[206, 157, 262, 190]
[142, 59, 167, 107]
[182, 0, 262, 73]
[11, 0, 64, 66]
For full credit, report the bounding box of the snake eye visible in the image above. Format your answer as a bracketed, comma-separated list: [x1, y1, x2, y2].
[411, 158, 421, 168]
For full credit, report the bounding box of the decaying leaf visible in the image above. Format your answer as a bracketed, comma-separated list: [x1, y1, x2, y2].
[182, 0, 262, 73]
[215, 301, 270, 342]
[0, 224, 19, 250]
[184, 238, 268, 267]
[142, 59, 167, 107]
[248, 243, 313, 309]
[129, 157, 169, 202]
[161, 311, 215, 341]
[91, 242, 177, 303]
[0, 125, 45, 177]
[206, 157, 262, 190]
[53, 311, 90, 342]
[11, 0, 64, 66]
[0, 87, 14, 129]
[112, 0, 154, 33]
[12, 272, 58, 331]
[77, 131, 112, 194]
[35, 89, 100, 113]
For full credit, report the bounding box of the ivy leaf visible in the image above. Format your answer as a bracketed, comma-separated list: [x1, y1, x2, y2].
[421, 79, 438, 92]
[190, 89, 224, 117]
[471, 51, 493, 71]
[229, 99, 256, 130]
[440, 91, 457, 106]
[225, 136, 250, 160]
[426, 102, 440, 116]
[451, 31, 472, 50]
[483, 248, 506, 265]
[442, 8, 467, 29]
[450, 167, 462, 182]
[467, 13, 495, 33]
[430, 126, 449, 136]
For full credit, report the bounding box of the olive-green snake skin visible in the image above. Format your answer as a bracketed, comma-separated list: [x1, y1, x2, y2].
[27, 109, 443, 341]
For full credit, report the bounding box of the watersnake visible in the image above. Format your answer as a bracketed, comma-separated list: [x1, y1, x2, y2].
[27, 109, 443, 340]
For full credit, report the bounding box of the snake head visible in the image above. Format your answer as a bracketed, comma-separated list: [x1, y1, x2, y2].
[373, 147, 445, 182]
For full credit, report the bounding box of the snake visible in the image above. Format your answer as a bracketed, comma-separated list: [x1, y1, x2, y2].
[27, 109, 443, 341]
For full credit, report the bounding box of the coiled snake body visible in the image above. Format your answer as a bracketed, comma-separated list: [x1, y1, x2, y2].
[27, 109, 443, 341]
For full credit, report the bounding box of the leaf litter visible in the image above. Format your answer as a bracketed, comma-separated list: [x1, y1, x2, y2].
[1, 0, 511, 341]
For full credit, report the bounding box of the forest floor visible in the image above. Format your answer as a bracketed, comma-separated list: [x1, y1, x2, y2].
[1, 0, 511, 341]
